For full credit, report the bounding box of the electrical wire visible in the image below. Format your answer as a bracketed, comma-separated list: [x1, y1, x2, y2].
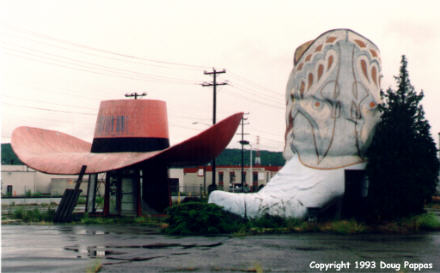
[1, 101, 96, 116]
[1, 95, 97, 111]
[1, 24, 288, 151]
[0, 22, 210, 70]
[228, 71, 281, 96]
[1, 42, 199, 85]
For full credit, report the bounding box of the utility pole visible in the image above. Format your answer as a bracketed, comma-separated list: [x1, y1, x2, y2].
[201, 68, 227, 193]
[238, 113, 250, 191]
[125, 92, 147, 100]
[255, 136, 261, 166]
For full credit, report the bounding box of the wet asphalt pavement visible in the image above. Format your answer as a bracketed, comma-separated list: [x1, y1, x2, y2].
[2, 225, 440, 273]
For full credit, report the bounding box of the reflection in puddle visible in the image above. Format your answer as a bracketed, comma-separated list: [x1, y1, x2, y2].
[88, 246, 126, 258]
[64, 242, 222, 260]
[57, 226, 110, 236]
[74, 229, 110, 235]
[294, 246, 329, 251]
[64, 245, 125, 258]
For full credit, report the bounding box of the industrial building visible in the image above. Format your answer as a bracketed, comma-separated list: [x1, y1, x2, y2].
[1, 164, 280, 197]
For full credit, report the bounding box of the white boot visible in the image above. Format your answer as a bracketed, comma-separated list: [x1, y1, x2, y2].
[208, 155, 365, 219]
[209, 29, 381, 219]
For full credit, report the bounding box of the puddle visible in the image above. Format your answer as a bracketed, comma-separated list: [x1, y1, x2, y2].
[294, 246, 329, 251]
[64, 245, 125, 258]
[73, 229, 110, 235]
[88, 246, 126, 258]
[64, 242, 222, 259]
[106, 242, 222, 250]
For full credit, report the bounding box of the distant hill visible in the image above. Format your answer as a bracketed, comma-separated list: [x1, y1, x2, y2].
[1, 143, 23, 165]
[1, 143, 284, 167]
[215, 148, 285, 166]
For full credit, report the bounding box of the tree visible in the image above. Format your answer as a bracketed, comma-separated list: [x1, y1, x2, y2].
[365, 55, 439, 222]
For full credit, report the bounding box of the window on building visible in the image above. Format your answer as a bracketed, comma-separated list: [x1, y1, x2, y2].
[6, 185, 13, 196]
[253, 172, 258, 183]
[218, 172, 224, 188]
[252, 172, 258, 191]
[230, 171, 235, 183]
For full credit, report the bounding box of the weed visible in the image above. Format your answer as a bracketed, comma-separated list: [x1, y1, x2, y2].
[164, 202, 245, 235]
[10, 207, 55, 223]
[95, 196, 105, 207]
[414, 213, 440, 230]
[250, 214, 286, 229]
[86, 260, 102, 273]
[329, 220, 367, 234]
[13, 207, 25, 219]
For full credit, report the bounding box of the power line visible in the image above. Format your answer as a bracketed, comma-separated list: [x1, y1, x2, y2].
[222, 86, 281, 109]
[1, 95, 97, 111]
[227, 82, 282, 106]
[1, 43, 198, 85]
[228, 71, 281, 96]
[0, 30, 194, 71]
[0, 23, 210, 70]
[1, 101, 96, 115]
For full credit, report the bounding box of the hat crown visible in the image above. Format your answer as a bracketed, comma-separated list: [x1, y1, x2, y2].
[91, 99, 170, 153]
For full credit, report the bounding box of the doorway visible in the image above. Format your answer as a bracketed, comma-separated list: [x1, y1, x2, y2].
[105, 169, 140, 216]
[342, 170, 368, 219]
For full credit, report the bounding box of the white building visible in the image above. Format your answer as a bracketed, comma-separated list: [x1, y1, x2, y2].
[1, 165, 185, 197]
[1, 165, 98, 196]
[182, 165, 282, 195]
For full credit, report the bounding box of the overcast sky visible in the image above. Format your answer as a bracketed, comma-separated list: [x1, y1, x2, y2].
[1, 0, 439, 152]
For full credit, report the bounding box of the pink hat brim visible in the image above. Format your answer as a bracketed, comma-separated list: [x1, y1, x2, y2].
[11, 113, 243, 175]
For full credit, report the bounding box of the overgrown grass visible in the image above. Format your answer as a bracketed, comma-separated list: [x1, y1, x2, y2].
[5, 201, 440, 236]
[163, 201, 440, 236]
[11, 207, 55, 223]
[373, 213, 440, 233]
[416, 212, 440, 230]
[164, 202, 245, 235]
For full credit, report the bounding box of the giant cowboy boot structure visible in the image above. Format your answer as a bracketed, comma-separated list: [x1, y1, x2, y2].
[209, 29, 382, 219]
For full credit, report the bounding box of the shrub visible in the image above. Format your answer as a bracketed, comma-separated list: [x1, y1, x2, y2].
[11, 207, 55, 222]
[164, 202, 245, 235]
[13, 207, 25, 219]
[250, 214, 287, 229]
[414, 213, 440, 231]
[95, 196, 104, 207]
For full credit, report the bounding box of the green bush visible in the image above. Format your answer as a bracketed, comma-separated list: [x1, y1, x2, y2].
[11, 207, 55, 222]
[13, 207, 25, 219]
[164, 202, 245, 235]
[250, 214, 287, 229]
[414, 213, 440, 231]
[95, 196, 104, 207]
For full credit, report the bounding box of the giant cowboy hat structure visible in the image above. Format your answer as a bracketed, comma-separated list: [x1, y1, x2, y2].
[12, 99, 243, 217]
[11, 99, 244, 175]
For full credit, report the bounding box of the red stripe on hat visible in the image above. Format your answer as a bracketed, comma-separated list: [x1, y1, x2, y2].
[93, 100, 169, 139]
